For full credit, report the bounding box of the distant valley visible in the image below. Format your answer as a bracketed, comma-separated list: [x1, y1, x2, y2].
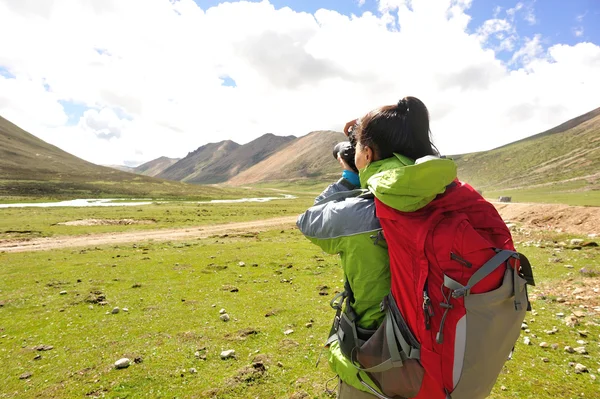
[1, 107, 599, 202]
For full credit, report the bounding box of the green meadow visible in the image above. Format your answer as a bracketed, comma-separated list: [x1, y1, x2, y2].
[1, 198, 599, 399]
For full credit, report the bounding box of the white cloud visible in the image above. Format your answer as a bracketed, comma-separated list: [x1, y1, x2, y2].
[357, 0, 366, 7]
[573, 27, 584, 37]
[0, 0, 599, 166]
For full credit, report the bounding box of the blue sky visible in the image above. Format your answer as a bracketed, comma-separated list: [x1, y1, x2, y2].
[193, 0, 599, 64]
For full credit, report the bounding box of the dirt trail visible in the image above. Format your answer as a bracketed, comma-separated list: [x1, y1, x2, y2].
[1, 203, 598, 253]
[0, 216, 298, 253]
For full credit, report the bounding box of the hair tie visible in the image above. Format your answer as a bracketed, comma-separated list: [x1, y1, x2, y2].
[397, 98, 409, 115]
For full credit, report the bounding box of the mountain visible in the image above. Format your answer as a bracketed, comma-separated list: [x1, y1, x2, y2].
[160, 134, 296, 184]
[453, 107, 600, 192]
[157, 140, 240, 182]
[134, 156, 180, 177]
[0, 115, 235, 199]
[226, 130, 347, 185]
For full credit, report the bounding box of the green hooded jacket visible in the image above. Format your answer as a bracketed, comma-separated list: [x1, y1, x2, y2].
[296, 155, 457, 393]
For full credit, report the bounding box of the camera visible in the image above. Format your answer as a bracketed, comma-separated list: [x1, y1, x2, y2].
[332, 127, 358, 173]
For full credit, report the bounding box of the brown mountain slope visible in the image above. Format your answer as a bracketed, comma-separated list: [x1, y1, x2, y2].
[158, 141, 240, 182]
[0, 115, 234, 198]
[226, 131, 346, 185]
[134, 156, 180, 177]
[0, 115, 132, 181]
[186, 133, 296, 184]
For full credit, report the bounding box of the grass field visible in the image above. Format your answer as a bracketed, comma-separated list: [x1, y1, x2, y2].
[1, 204, 599, 398]
[0, 197, 316, 241]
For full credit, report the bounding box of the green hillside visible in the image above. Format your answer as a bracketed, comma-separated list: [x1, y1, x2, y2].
[454, 108, 600, 200]
[0, 116, 253, 199]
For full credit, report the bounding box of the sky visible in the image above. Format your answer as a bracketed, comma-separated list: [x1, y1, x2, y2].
[0, 0, 599, 167]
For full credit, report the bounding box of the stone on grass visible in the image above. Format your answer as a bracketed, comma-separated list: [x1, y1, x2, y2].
[19, 372, 32, 380]
[539, 342, 549, 348]
[574, 347, 588, 355]
[284, 329, 294, 335]
[523, 337, 531, 345]
[189, 368, 197, 374]
[238, 262, 246, 267]
[122, 308, 129, 312]
[570, 239, 584, 246]
[220, 350, 235, 359]
[551, 343, 559, 350]
[111, 307, 120, 314]
[521, 323, 528, 330]
[574, 364, 588, 374]
[115, 358, 131, 369]
[60, 291, 67, 295]
[219, 308, 226, 314]
[564, 346, 576, 353]
[220, 314, 230, 322]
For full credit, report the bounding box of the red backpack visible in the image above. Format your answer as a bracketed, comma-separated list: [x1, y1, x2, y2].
[367, 181, 535, 399]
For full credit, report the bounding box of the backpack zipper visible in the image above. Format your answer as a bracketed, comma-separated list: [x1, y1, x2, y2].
[423, 288, 434, 330]
[450, 252, 472, 268]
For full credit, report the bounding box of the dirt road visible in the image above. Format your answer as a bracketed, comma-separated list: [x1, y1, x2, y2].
[1, 203, 598, 253]
[0, 216, 298, 253]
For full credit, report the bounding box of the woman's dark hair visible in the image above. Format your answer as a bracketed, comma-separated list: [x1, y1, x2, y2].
[355, 96, 439, 161]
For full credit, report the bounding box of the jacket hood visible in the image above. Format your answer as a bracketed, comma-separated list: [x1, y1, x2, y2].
[360, 154, 457, 212]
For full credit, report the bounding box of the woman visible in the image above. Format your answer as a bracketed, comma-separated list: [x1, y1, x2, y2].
[297, 96, 456, 398]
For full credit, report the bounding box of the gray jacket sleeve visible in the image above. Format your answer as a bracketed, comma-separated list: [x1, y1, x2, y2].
[314, 177, 358, 205]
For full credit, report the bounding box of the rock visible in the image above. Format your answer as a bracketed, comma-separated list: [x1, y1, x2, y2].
[305, 322, 313, 328]
[551, 343, 559, 350]
[277, 361, 284, 367]
[578, 330, 589, 337]
[220, 314, 230, 322]
[33, 345, 54, 351]
[573, 311, 586, 318]
[220, 350, 235, 359]
[219, 308, 226, 314]
[565, 315, 580, 327]
[557, 298, 566, 303]
[591, 374, 596, 381]
[572, 288, 585, 295]
[521, 323, 528, 330]
[555, 313, 565, 318]
[60, 290, 67, 295]
[505, 223, 517, 231]
[570, 239, 584, 246]
[122, 308, 129, 312]
[539, 342, 549, 348]
[565, 346, 576, 353]
[523, 337, 531, 345]
[576, 340, 586, 345]
[574, 364, 588, 374]
[189, 368, 197, 374]
[574, 347, 588, 355]
[115, 358, 131, 369]
[111, 307, 120, 314]
[564, 265, 574, 269]
[582, 241, 598, 247]
[34, 354, 42, 360]
[500, 385, 507, 391]
[238, 262, 245, 267]
[284, 329, 294, 335]
[19, 372, 32, 380]
[542, 357, 550, 363]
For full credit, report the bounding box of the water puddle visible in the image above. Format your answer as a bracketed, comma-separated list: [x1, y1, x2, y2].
[0, 195, 297, 208]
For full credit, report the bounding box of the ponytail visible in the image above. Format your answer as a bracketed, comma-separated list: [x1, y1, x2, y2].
[355, 96, 438, 161]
